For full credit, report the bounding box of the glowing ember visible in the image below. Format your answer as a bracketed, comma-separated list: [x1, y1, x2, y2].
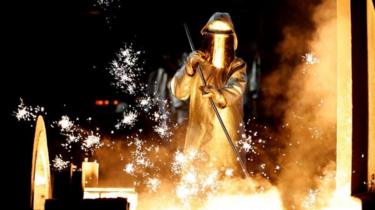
[52, 154, 70, 171]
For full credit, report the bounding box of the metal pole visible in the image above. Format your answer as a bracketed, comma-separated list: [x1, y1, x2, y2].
[183, 23, 250, 179]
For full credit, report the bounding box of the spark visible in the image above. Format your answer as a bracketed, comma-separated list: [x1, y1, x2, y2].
[153, 123, 171, 139]
[116, 111, 138, 129]
[302, 189, 319, 209]
[52, 155, 70, 171]
[139, 97, 151, 109]
[58, 115, 74, 132]
[82, 134, 101, 151]
[124, 163, 135, 175]
[224, 168, 234, 177]
[302, 52, 319, 65]
[146, 178, 161, 192]
[237, 134, 255, 153]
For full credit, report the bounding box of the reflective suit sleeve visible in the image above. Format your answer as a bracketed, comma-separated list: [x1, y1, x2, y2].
[220, 60, 247, 107]
[170, 65, 194, 101]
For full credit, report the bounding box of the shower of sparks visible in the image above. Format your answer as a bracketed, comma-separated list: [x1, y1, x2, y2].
[52, 155, 70, 171]
[302, 52, 319, 65]
[153, 122, 172, 139]
[115, 110, 138, 129]
[58, 115, 74, 132]
[92, 0, 121, 29]
[125, 136, 158, 180]
[171, 150, 200, 175]
[169, 149, 225, 207]
[236, 121, 267, 155]
[139, 97, 151, 107]
[82, 133, 102, 152]
[14, 98, 45, 122]
[175, 167, 220, 207]
[108, 44, 144, 95]
[146, 177, 161, 192]
[301, 189, 319, 209]
[94, 0, 118, 8]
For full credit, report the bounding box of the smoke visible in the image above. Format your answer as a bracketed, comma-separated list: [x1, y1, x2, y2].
[263, 0, 337, 209]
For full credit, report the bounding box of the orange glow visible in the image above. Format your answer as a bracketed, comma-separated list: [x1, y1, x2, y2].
[199, 188, 284, 210]
[367, 0, 375, 187]
[31, 116, 51, 210]
[84, 187, 138, 210]
[82, 158, 99, 188]
[104, 100, 110, 105]
[322, 188, 362, 210]
[95, 100, 104, 106]
[113, 100, 119, 105]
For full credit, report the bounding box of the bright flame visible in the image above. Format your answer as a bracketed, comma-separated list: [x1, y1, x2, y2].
[212, 34, 227, 69]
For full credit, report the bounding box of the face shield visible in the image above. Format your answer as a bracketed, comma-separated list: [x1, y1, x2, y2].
[201, 20, 235, 69]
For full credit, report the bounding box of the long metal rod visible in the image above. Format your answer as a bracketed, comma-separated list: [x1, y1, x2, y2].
[183, 23, 250, 179]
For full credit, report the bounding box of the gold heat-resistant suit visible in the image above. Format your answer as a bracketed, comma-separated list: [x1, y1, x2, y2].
[171, 12, 247, 171]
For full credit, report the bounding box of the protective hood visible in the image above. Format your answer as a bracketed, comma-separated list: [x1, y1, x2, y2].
[201, 12, 238, 50]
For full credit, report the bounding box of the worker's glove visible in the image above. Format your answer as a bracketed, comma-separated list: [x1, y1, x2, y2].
[186, 50, 207, 76]
[200, 85, 227, 108]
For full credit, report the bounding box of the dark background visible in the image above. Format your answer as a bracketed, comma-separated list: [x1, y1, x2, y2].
[4, 0, 319, 115]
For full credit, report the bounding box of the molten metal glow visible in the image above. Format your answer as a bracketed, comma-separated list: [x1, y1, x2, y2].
[84, 187, 138, 210]
[82, 158, 99, 187]
[322, 187, 362, 210]
[212, 34, 227, 69]
[200, 190, 284, 210]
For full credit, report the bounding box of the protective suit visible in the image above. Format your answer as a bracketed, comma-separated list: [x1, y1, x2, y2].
[171, 12, 247, 172]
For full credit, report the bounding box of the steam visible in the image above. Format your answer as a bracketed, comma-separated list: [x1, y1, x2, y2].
[263, 0, 338, 209]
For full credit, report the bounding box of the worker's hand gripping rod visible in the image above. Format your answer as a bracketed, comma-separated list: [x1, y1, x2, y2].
[183, 23, 250, 179]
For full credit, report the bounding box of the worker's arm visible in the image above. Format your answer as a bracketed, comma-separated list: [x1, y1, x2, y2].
[170, 51, 206, 100]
